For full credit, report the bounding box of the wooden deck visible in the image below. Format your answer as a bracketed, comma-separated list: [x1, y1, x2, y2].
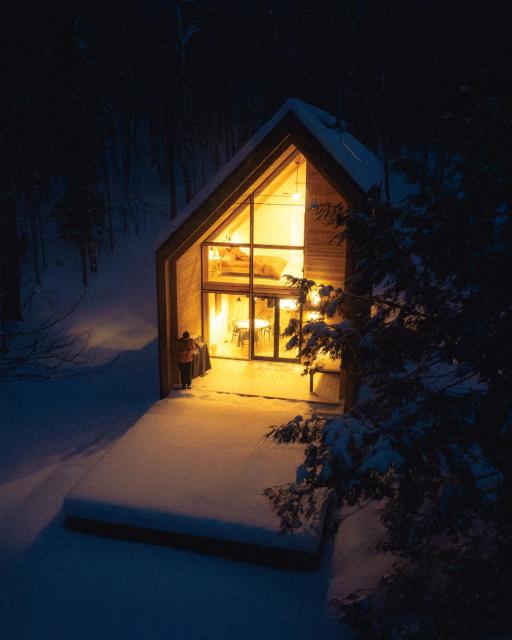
[191, 358, 342, 406]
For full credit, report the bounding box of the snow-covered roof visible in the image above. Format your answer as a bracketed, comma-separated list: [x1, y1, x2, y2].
[284, 99, 383, 192]
[157, 98, 383, 250]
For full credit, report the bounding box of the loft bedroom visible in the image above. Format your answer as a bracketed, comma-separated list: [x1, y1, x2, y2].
[202, 150, 306, 291]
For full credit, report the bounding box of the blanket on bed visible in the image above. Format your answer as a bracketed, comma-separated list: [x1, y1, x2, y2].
[218, 247, 287, 279]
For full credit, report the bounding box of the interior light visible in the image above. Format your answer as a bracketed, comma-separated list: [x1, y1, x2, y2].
[280, 298, 298, 310]
[309, 290, 321, 306]
[291, 159, 302, 201]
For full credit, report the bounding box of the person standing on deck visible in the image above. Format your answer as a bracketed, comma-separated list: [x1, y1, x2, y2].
[177, 331, 196, 389]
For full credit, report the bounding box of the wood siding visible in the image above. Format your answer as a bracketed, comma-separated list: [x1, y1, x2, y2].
[304, 162, 347, 288]
[156, 255, 171, 396]
[176, 244, 202, 339]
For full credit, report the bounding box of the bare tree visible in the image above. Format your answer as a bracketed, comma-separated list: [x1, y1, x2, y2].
[0, 303, 89, 382]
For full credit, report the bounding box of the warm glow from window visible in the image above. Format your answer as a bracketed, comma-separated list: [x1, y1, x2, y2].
[204, 149, 306, 287]
[280, 298, 298, 311]
[309, 290, 321, 306]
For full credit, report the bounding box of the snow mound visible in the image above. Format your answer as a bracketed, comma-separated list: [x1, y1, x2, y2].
[328, 500, 396, 608]
[64, 391, 332, 561]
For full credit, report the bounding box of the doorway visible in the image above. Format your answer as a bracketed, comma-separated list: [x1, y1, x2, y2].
[252, 296, 300, 362]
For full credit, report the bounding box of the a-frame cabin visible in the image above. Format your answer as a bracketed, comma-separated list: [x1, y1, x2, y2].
[156, 99, 382, 402]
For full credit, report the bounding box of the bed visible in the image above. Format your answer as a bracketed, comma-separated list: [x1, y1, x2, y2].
[218, 247, 287, 280]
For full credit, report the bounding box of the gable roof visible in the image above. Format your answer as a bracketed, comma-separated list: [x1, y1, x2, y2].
[157, 99, 382, 259]
[281, 99, 382, 192]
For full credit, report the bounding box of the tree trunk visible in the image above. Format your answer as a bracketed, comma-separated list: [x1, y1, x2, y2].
[0, 193, 24, 324]
[166, 117, 178, 219]
[123, 108, 133, 229]
[38, 203, 46, 271]
[28, 195, 42, 285]
[177, 137, 193, 204]
[80, 242, 88, 288]
[104, 156, 114, 252]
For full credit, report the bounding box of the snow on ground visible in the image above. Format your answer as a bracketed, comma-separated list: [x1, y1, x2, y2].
[2, 514, 341, 640]
[0, 124, 389, 638]
[328, 501, 396, 609]
[65, 390, 330, 554]
[0, 362, 342, 640]
[0, 214, 347, 639]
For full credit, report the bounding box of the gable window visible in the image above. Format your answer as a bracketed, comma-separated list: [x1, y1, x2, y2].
[202, 152, 306, 291]
[201, 150, 306, 361]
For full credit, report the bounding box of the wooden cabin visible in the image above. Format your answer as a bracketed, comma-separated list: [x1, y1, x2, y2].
[156, 99, 382, 402]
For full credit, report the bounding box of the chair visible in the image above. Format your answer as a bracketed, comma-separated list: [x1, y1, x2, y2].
[231, 320, 240, 343]
[263, 316, 273, 342]
[239, 329, 250, 348]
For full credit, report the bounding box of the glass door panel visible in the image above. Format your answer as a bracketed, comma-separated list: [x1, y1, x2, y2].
[203, 292, 249, 359]
[252, 296, 300, 361]
[278, 298, 300, 360]
[253, 297, 276, 358]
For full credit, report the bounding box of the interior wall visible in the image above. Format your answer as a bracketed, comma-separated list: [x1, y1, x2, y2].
[176, 243, 203, 339]
[304, 163, 347, 288]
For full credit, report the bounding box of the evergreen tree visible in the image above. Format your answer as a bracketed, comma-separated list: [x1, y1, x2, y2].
[266, 90, 512, 638]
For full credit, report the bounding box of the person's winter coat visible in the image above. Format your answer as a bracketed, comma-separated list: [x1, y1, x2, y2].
[177, 337, 195, 363]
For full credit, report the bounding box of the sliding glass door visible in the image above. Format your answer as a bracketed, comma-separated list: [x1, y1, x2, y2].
[252, 296, 300, 362]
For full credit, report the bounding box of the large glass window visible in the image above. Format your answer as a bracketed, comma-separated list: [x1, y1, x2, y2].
[203, 245, 250, 287]
[209, 201, 250, 244]
[252, 247, 303, 287]
[202, 149, 305, 291]
[253, 158, 305, 246]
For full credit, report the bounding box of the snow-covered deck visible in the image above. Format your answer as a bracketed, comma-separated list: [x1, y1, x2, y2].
[193, 358, 342, 406]
[64, 391, 333, 567]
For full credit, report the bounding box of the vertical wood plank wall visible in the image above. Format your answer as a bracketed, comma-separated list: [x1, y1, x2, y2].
[304, 162, 347, 288]
[176, 243, 202, 339]
[157, 255, 170, 396]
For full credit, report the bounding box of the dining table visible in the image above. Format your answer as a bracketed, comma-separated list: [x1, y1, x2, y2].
[235, 318, 269, 331]
[235, 318, 270, 346]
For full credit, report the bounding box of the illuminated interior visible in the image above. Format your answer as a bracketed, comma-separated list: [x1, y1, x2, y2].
[204, 292, 250, 359]
[203, 292, 300, 361]
[203, 152, 306, 288]
[253, 297, 300, 360]
[202, 150, 306, 362]
[210, 201, 250, 245]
